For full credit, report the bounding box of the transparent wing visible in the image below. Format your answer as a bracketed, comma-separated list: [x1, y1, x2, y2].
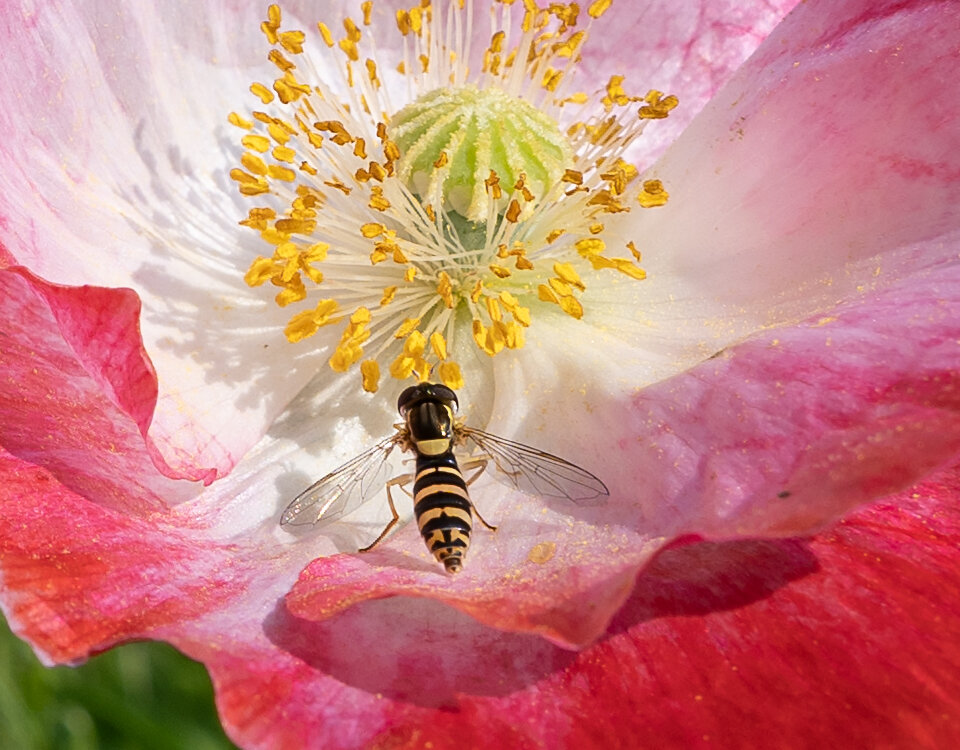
[457, 426, 608, 505]
[281, 434, 402, 527]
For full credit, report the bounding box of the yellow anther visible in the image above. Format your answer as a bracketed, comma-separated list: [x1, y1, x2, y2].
[242, 134, 271, 153]
[283, 299, 340, 342]
[546, 229, 566, 243]
[360, 359, 380, 392]
[505, 199, 521, 222]
[404, 267, 417, 282]
[486, 296, 503, 322]
[268, 122, 292, 144]
[437, 272, 455, 308]
[394, 318, 421, 338]
[552, 30, 585, 58]
[430, 332, 448, 360]
[472, 319, 487, 350]
[268, 165, 297, 181]
[369, 187, 391, 211]
[272, 146, 296, 162]
[380, 286, 398, 306]
[274, 72, 311, 104]
[601, 159, 639, 195]
[261, 4, 281, 44]
[609, 258, 647, 280]
[305, 242, 329, 262]
[244, 257, 275, 286]
[230, 169, 269, 195]
[241, 153, 268, 176]
[240, 207, 277, 230]
[278, 29, 305, 55]
[317, 22, 334, 46]
[250, 82, 275, 104]
[504, 321, 525, 349]
[575, 237, 605, 257]
[437, 361, 464, 390]
[553, 262, 585, 290]
[268, 49, 295, 72]
[542, 68, 563, 91]
[638, 90, 679, 120]
[548, 277, 574, 297]
[627, 241, 642, 261]
[229, 112, 254, 130]
[588, 0, 612, 18]
[403, 331, 427, 357]
[489, 264, 511, 279]
[389, 353, 417, 379]
[366, 59, 380, 87]
[361, 1, 373, 25]
[275, 218, 316, 235]
[470, 280, 484, 303]
[638, 179, 669, 207]
[361, 222, 386, 238]
[558, 295, 584, 319]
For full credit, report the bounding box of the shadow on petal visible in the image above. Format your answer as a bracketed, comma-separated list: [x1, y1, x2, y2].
[608, 536, 820, 634]
[264, 596, 578, 708]
[264, 536, 819, 709]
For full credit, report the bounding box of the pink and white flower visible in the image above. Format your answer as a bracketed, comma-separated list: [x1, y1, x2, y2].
[2, 0, 959, 747]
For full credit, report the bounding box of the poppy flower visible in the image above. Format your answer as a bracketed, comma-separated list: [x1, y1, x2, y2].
[2, 0, 959, 748]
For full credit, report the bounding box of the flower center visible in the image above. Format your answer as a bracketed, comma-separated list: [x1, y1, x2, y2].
[233, 1, 676, 394]
[389, 84, 572, 224]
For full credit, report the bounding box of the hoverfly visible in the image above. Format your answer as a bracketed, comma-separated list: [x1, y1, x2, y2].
[281, 383, 609, 573]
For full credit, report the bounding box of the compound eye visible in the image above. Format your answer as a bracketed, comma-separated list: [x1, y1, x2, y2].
[397, 384, 425, 415]
[430, 384, 458, 412]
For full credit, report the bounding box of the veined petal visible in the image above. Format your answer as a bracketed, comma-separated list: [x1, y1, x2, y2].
[0, 2, 343, 480]
[626, 0, 960, 348]
[0, 266, 206, 493]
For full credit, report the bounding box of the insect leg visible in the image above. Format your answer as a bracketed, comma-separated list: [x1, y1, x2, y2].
[459, 457, 498, 532]
[359, 474, 412, 552]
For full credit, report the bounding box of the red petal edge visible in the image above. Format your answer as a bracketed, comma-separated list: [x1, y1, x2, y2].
[184, 467, 960, 750]
[0, 265, 217, 489]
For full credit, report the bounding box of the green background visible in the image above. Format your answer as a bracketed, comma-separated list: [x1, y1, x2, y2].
[0, 617, 235, 750]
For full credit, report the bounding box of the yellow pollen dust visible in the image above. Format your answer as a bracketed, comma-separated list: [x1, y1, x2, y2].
[236, 1, 675, 395]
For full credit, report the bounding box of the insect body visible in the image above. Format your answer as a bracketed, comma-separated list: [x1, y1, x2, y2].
[281, 383, 608, 573]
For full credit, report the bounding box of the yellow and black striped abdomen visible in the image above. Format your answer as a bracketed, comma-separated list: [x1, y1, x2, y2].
[413, 452, 472, 574]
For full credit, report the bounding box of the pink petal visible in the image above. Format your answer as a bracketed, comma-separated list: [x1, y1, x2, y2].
[581, 0, 802, 163]
[0, 447, 247, 665]
[0, 2, 330, 480]
[0, 265, 210, 489]
[283, 253, 960, 647]
[638, 0, 960, 326]
[193, 468, 960, 749]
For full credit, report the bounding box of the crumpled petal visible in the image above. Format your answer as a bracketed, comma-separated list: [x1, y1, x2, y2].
[182, 467, 960, 749]
[0, 265, 205, 491]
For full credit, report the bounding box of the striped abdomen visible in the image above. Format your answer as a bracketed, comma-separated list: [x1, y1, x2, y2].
[413, 451, 472, 574]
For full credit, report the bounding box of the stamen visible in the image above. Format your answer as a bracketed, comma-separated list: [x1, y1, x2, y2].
[236, 1, 675, 394]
